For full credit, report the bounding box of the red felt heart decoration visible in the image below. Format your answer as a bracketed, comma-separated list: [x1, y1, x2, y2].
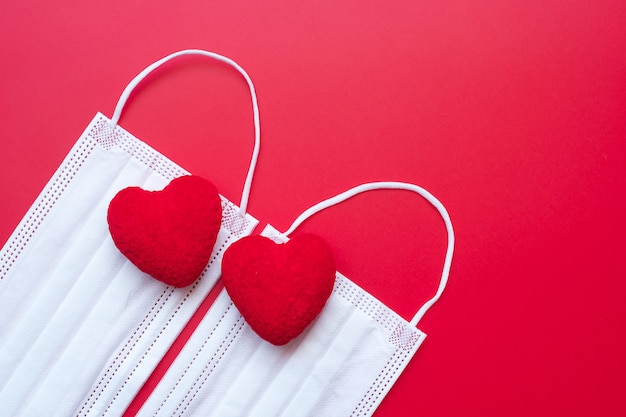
[222, 234, 336, 345]
[107, 175, 222, 287]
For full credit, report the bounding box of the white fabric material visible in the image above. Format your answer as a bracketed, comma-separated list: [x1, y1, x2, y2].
[136, 225, 437, 417]
[0, 113, 257, 417]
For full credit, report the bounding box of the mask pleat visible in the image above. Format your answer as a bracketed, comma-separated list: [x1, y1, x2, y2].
[199, 309, 340, 417]
[244, 287, 355, 417]
[0, 240, 129, 414]
[79, 231, 246, 416]
[0, 148, 136, 339]
[348, 325, 424, 417]
[23, 262, 171, 416]
[0, 160, 165, 414]
[0, 153, 152, 376]
[137, 267, 410, 417]
[141, 283, 421, 417]
[73, 277, 176, 416]
[137, 290, 241, 417]
[169, 295, 250, 417]
[166, 287, 374, 417]
[278, 298, 394, 417]
[171, 320, 260, 416]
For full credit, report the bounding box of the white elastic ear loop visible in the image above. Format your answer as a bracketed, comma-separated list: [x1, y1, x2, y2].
[281, 182, 455, 327]
[109, 49, 260, 215]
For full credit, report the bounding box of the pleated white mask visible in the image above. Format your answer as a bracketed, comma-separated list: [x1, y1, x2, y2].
[0, 49, 261, 417]
[137, 182, 455, 417]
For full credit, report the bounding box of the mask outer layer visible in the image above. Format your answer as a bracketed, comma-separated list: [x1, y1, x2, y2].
[0, 113, 258, 417]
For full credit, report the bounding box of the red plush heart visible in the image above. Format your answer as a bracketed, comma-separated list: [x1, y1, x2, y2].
[107, 175, 222, 287]
[222, 234, 336, 345]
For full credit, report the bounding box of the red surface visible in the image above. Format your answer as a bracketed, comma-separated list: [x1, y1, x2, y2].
[2, 1, 626, 416]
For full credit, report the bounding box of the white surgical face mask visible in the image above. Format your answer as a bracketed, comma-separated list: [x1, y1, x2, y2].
[0, 50, 261, 417]
[136, 182, 454, 417]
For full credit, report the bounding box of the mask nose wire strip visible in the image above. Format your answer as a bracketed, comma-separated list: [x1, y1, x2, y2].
[109, 49, 261, 216]
[280, 181, 455, 327]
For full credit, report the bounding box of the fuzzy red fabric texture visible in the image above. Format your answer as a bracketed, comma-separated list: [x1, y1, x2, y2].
[107, 175, 222, 287]
[222, 234, 336, 345]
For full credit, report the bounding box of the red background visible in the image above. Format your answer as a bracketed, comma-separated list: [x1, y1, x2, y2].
[2, 1, 626, 416]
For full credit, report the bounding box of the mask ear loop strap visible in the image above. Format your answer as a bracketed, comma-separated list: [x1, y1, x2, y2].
[281, 181, 455, 327]
[109, 49, 260, 216]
